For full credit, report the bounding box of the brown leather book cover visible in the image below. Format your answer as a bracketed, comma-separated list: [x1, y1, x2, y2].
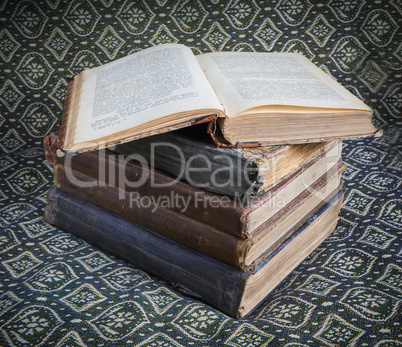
[54, 140, 340, 238]
[53, 159, 343, 269]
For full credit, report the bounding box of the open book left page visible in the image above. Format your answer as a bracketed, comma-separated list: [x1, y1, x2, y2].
[61, 44, 224, 153]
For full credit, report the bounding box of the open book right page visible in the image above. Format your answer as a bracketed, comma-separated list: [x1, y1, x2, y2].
[196, 52, 372, 118]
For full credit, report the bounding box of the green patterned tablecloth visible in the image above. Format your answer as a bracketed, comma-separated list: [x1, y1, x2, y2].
[0, 1, 401, 345]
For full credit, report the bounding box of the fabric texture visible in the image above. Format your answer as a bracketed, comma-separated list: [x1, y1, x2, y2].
[0, 0, 401, 345]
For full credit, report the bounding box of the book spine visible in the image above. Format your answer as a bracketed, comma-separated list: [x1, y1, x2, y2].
[53, 165, 249, 268]
[58, 149, 247, 237]
[45, 186, 247, 318]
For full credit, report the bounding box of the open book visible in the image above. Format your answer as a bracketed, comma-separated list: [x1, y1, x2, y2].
[59, 44, 378, 153]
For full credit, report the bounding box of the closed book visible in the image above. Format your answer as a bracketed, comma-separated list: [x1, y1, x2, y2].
[57, 140, 342, 238]
[54, 158, 343, 269]
[44, 186, 344, 318]
[112, 124, 335, 199]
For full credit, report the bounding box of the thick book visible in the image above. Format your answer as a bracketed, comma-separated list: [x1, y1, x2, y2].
[112, 124, 335, 198]
[58, 43, 378, 154]
[55, 141, 343, 238]
[44, 186, 344, 318]
[53, 157, 343, 269]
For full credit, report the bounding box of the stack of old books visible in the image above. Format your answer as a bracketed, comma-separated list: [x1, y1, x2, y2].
[44, 44, 378, 318]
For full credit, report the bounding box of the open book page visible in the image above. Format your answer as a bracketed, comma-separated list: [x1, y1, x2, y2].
[71, 44, 223, 145]
[196, 52, 371, 117]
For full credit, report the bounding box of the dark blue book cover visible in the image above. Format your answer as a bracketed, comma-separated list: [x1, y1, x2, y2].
[45, 186, 343, 318]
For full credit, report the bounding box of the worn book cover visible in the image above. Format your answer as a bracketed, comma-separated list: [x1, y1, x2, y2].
[53, 157, 344, 269]
[45, 186, 344, 318]
[54, 141, 342, 238]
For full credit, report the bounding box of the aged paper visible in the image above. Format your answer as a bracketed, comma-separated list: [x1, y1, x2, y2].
[72, 44, 222, 144]
[197, 52, 371, 117]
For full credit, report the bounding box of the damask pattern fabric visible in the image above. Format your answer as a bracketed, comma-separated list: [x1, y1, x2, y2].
[0, 0, 401, 345]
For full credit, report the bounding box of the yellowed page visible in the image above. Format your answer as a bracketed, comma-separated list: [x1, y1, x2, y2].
[72, 44, 223, 144]
[196, 52, 371, 117]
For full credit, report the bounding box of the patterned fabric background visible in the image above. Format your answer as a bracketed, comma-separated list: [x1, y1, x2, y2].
[0, 0, 401, 345]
